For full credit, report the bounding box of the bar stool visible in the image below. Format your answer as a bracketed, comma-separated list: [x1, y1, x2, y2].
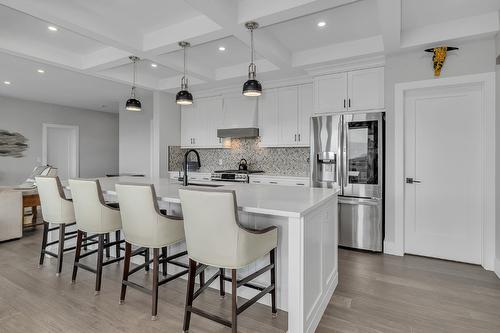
[35, 176, 78, 276]
[179, 188, 278, 333]
[116, 183, 191, 320]
[69, 179, 127, 295]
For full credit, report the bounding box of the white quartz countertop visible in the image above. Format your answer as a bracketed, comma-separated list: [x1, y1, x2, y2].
[95, 177, 339, 218]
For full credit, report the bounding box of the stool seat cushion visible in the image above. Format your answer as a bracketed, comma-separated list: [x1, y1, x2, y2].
[179, 188, 278, 269]
[116, 184, 185, 249]
[35, 176, 75, 225]
[69, 179, 122, 234]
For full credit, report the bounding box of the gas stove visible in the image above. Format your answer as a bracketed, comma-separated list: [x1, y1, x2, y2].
[211, 170, 264, 183]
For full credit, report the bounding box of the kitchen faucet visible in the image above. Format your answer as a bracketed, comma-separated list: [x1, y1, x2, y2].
[183, 149, 201, 186]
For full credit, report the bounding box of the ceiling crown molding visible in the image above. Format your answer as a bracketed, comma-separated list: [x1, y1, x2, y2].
[304, 55, 386, 76]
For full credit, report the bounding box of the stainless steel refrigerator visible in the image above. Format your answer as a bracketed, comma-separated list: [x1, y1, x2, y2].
[311, 112, 384, 251]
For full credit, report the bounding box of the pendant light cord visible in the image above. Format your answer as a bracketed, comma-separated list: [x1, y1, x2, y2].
[131, 58, 137, 98]
[248, 25, 257, 79]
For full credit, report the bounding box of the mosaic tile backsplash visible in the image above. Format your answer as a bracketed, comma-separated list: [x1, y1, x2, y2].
[168, 138, 310, 177]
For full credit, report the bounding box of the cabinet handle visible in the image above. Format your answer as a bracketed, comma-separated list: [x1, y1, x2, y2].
[294, 134, 297, 141]
[219, 138, 221, 143]
[269, 181, 278, 184]
[348, 99, 351, 108]
[343, 99, 346, 108]
[298, 134, 301, 141]
[296, 183, 305, 186]
[253, 180, 261, 183]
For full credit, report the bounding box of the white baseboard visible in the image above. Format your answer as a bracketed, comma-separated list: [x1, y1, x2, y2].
[495, 258, 500, 279]
[383, 240, 404, 256]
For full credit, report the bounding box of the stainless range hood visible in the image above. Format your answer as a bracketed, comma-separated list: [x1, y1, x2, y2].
[217, 127, 259, 138]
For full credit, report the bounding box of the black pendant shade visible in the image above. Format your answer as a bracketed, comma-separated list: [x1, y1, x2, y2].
[125, 97, 142, 112]
[176, 41, 193, 105]
[242, 79, 262, 97]
[176, 89, 193, 105]
[242, 21, 262, 97]
[126, 56, 141, 112]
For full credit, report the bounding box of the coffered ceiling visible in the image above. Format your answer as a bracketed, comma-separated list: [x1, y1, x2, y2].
[0, 0, 498, 112]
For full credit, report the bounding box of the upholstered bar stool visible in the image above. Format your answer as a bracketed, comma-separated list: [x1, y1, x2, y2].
[116, 183, 190, 320]
[69, 179, 127, 295]
[179, 188, 278, 333]
[35, 176, 78, 276]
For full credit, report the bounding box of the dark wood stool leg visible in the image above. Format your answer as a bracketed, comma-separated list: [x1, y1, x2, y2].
[152, 248, 160, 320]
[200, 270, 205, 287]
[183, 259, 197, 333]
[120, 242, 132, 304]
[219, 268, 225, 298]
[95, 234, 104, 295]
[83, 232, 88, 251]
[144, 248, 150, 272]
[115, 230, 121, 258]
[72, 230, 83, 283]
[31, 206, 37, 226]
[161, 247, 168, 277]
[38, 221, 49, 267]
[270, 248, 277, 317]
[231, 269, 238, 333]
[105, 233, 110, 259]
[56, 224, 65, 276]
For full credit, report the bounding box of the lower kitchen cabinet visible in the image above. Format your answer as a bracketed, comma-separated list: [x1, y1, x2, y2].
[249, 175, 310, 187]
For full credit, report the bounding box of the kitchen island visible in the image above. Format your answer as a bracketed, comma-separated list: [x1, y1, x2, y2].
[98, 177, 339, 333]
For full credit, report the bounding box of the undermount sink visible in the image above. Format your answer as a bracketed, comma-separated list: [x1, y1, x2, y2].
[187, 183, 223, 188]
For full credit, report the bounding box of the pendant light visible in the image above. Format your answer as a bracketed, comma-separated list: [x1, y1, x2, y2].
[176, 41, 193, 105]
[242, 21, 262, 97]
[125, 56, 141, 112]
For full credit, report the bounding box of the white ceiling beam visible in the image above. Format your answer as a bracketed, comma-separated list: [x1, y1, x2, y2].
[185, 0, 293, 71]
[238, 0, 357, 26]
[143, 15, 223, 53]
[82, 47, 131, 71]
[401, 12, 500, 49]
[377, 0, 401, 52]
[0, 0, 142, 51]
[292, 35, 384, 67]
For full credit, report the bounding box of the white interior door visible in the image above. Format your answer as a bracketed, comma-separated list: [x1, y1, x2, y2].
[404, 85, 482, 264]
[43, 124, 79, 180]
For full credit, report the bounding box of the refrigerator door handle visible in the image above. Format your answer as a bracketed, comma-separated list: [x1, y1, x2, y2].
[343, 120, 348, 188]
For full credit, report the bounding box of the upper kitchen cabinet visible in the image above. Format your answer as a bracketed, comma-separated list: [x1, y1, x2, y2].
[314, 72, 348, 114]
[180, 96, 223, 148]
[347, 67, 384, 111]
[314, 67, 384, 114]
[259, 83, 312, 147]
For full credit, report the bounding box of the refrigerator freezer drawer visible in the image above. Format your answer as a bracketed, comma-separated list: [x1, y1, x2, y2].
[338, 196, 383, 251]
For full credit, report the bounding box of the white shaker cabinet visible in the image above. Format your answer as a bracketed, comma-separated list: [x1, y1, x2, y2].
[258, 88, 279, 147]
[314, 72, 348, 114]
[347, 67, 384, 111]
[181, 96, 223, 148]
[314, 67, 384, 114]
[259, 83, 313, 147]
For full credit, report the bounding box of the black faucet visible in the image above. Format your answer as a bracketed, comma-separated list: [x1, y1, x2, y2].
[183, 149, 201, 186]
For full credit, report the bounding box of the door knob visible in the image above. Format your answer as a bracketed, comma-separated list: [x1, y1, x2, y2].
[406, 178, 422, 184]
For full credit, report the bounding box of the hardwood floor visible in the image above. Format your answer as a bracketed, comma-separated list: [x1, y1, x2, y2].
[1, 229, 500, 332]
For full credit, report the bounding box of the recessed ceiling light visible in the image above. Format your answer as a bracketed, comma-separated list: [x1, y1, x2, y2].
[37, 69, 45, 74]
[218, 46, 226, 51]
[317, 21, 326, 28]
[3, 81, 11, 85]
[48, 26, 58, 32]
[151, 63, 157, 68]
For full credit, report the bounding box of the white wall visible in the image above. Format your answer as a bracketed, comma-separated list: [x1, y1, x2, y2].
[119, 91, 180, 178]
[384, 38, 497, 250]
[0, 95, 119, 186]
[152, 91, 180, 178]
[118, 96, 153, 177]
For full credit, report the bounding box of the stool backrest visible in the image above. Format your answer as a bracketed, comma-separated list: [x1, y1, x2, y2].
[178, 188, 240, 267]
[69, 179, 120, 233]
[35, 176, 74, 224]
[116, 183, 172, 246]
